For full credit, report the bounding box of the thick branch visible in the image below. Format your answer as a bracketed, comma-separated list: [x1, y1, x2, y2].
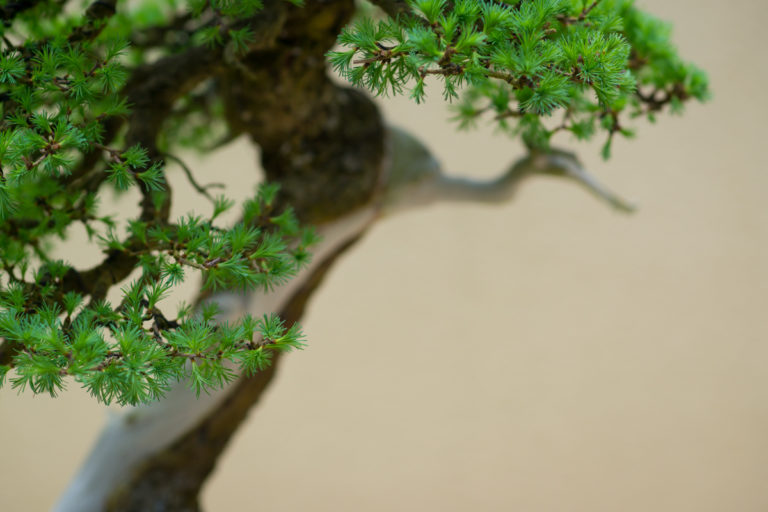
[432, 149, 635, 212]
[378, 127, 634, 215]
[219, 2, 382, 222]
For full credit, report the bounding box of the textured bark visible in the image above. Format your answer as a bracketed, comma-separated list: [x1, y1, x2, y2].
[220, 2, 383, 222]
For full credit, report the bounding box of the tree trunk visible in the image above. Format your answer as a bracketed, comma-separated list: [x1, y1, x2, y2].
[54, 2, 631, 508]
[55, 2, 388, 510]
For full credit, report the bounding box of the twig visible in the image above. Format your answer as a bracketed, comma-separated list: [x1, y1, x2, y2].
[580, 0, 603, 21]
[163, 153, 224, 202]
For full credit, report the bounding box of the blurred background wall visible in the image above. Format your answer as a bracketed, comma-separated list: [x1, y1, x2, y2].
[2, 0, 768, 510]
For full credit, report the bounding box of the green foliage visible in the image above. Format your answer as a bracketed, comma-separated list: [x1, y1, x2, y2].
[0, 0, 314, 406]
[0, 0, 707, 405]
[330, 0, 709, 155]
[0, 179, 315, 405]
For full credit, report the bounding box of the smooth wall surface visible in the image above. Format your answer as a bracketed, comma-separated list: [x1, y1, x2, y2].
[2, 1, 767, 510]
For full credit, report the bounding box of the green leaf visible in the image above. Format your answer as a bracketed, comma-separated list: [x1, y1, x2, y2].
[137, 162, 165, 191]
[107, 161, 135, 190]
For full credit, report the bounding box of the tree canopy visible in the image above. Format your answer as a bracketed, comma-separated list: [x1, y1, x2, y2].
[0, 0, 708, 406]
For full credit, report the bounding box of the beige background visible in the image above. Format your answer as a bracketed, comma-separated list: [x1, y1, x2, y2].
[2, 0, 768, 510]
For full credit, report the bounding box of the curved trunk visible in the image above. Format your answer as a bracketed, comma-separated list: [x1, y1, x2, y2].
[54, 3, 633, 508]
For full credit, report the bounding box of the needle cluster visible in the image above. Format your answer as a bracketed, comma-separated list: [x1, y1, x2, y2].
[0, 0, 311, 405]
[330, 0, 709, 156]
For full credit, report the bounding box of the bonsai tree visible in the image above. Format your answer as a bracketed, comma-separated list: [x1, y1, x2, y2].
[0, 0, 708, 510]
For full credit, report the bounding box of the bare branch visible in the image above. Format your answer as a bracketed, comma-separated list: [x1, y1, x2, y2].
[379, 127, 634, 214]
[163, 153, 224, 203]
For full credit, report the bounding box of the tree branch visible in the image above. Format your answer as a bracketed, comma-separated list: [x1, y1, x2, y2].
[164, 153, 224, 203]
[378, 127, 635, 215]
